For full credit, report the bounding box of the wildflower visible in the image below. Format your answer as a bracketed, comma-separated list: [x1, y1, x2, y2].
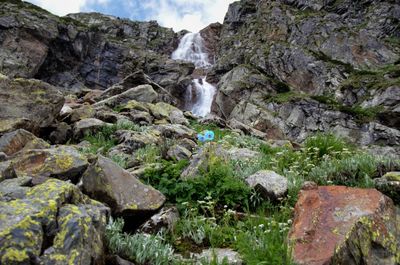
[204, 130, 215, 141]
[197, 133, 206, 143]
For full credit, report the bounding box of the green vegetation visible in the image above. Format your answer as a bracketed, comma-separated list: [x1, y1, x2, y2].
[105, 122, 399, 264]
[341, 64, 400, 91]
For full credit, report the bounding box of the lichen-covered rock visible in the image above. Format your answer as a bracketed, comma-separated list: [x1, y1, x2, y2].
[0, 129, 50, 156]
[289, 186, 400, 265]
[0, 76, 64, 135]
[0, 178, 109, 265]
[113, 130, 161, 154]
[82, 155, 165, 217]
[245, 170, 288, 201]
[374, 172, 400, 204]
[12, 146, 88, 184]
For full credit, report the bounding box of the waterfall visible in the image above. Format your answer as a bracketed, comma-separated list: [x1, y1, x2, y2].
[172, 32, 216, 117]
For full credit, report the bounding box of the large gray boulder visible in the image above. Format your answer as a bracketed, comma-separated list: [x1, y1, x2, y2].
[0, 76, 64, 135]
[82, 155, 165, 217]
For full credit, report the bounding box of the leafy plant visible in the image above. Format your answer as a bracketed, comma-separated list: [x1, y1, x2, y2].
[106, 218, 176, 265]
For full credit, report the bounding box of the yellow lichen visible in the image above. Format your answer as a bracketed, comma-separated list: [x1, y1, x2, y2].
[1, 248, 29, 262]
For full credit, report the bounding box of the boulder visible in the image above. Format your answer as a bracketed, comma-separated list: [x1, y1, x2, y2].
[245, 170, 288, 201]
[0, 152, 7, 162]
[114, 130, 161, 154]
[0, 178, 109, 265]
[167, 145, 192, 161]
[68, 104, 95, 123]
[93, 85, 158, 109]
[227, 147, 261, 161]
[0, 77, 64, 135]
[12, 146, 88, 185]
[0, 129, 50, 156]
[289, 186, 400, 265]
[82, 155, 165, 217]
[73, 118, 107, 139]
[153, 124, 196, 139]
[138, 206, 180, 234]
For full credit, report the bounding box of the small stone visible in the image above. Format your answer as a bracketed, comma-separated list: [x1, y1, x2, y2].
[73, 118, 107, 139]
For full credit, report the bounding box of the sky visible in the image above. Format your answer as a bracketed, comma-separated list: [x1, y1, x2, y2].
[26, 0, 236, 32]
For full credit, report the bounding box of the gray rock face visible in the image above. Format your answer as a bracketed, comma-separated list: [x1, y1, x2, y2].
[374, 172, 400, 204]
[82, 155, 165, 216]
[0, 76, 64, 135]
[245, 170, 288, 201]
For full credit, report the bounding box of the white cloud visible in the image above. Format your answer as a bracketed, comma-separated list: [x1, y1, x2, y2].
[26, 0, 236, 32]
[144, 0, 236, 32]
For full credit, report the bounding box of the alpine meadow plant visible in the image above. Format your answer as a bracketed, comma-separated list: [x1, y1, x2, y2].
[106, 218, 176, 265]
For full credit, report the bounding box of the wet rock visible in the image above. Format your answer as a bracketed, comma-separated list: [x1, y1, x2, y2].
[289, 186, 400, 265]
[0, 178, 109, 265]
[0, 161, 17, 182]
[194, 248, 243, 265]
[0, 76, 64, 135]
[374, 172, 400, 204]
[73, 118, 107, 139]
[93, 85, 158, 109]
[167, 144, 192, 161]
[82, 155, 165, 217]
[245, 170, 288, 201]
[138, 206, 180, 234]
[12, 146, 88, 185]
[0, 129, 50, 156]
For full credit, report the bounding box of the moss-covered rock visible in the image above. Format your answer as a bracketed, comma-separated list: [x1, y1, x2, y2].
[0, 178, 109, 265]
[12, 146, 88, 185]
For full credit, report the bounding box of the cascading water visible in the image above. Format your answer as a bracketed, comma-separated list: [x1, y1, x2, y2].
[171, 32, 216, 117]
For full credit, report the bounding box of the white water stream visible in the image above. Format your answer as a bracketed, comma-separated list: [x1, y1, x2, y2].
[172, 32, 216, 117]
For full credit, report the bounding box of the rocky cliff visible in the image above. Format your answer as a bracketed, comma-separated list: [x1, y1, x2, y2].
[210, 0, 400, 155]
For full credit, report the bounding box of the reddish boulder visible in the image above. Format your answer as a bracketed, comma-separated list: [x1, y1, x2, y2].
[289, 186, 399, 265]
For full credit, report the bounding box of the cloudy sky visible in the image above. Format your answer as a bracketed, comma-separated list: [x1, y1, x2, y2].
[26, 0, 236, 32]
